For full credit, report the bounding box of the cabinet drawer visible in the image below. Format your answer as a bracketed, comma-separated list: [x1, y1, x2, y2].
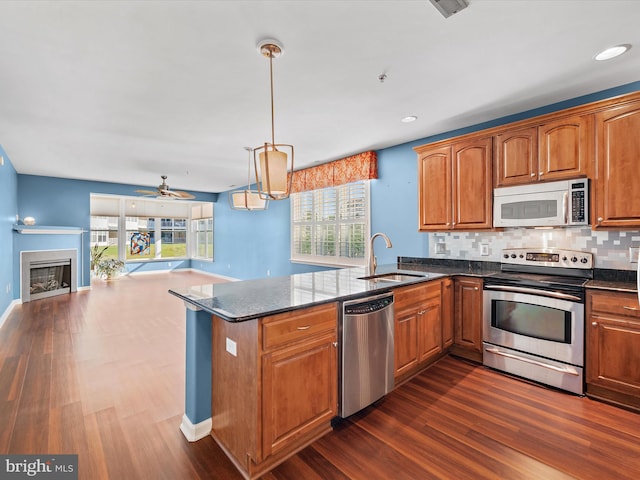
[588, 291, 640, 320]
[394, 281, 441, 311]
[262, 303, 337, 351]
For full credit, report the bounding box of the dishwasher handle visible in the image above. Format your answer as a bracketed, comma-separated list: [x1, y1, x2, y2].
[343, 293, 394, 316]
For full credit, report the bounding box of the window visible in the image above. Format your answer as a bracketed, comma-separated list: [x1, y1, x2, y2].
[90, 195, 214, 264]
[90, 215, 119, 259]
[192, 204, 214, 260]
[291, 181, 369, 266]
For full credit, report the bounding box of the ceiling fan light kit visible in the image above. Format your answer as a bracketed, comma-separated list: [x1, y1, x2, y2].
[253, 39, 294, 201]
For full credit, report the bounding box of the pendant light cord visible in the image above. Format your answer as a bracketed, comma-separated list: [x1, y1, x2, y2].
[268, 48, 276, 148]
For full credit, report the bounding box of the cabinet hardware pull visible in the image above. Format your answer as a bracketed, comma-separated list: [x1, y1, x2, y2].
[623, 306, 640, 311]
[597, 217, 603, 223]
[474, 287, 479, 291]
[485, 284, 581, 301]
[332, 342, 338, 348]
[539, 172, 544, 175]
[418, 310, 426, 315]
[530, 172, 536, 177]
[592, 322, 598, 326]
[296, 325, 312, 330]
[485, 347, 579, 376]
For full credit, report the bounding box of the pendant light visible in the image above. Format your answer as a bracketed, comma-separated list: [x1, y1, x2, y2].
[253, 39, 294, 200]
[228, 147, 269, 210]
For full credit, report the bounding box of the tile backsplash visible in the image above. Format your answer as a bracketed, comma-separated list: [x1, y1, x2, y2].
[430, 228, 640, 270]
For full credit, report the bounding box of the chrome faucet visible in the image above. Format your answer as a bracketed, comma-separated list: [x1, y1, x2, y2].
[369, 233, 393, 275]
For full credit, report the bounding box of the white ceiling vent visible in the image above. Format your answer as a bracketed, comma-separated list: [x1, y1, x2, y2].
[428, 0, 469, 18]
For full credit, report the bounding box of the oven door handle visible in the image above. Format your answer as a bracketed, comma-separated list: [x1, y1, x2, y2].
[484, 284, 582, 302]
[485, 347, 580, 376]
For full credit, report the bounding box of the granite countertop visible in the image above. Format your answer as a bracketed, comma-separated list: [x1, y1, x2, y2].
[170, 257, 638, 321]
[169, 264, 457, 322]
[587, 268, 638, 293]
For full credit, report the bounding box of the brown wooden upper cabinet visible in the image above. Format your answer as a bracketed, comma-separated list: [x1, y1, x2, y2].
[593, 100, 640, 229]
[494, 114, 591, 187]
[417, 136, 493, 231]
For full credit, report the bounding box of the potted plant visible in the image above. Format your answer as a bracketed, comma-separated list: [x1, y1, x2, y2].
[95, 258, 125, 280]
[90, 244, 109, 274]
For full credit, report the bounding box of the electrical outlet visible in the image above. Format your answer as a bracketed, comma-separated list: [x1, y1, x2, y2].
[267, 269, 271, 277]
[225, 338, 237, 357]
[5, 283, 10, 294]
[0, 155, 4, 166]
[630, 247, 640, 263]
[435, 242, 446, 254]
[480, 244, 489, 256]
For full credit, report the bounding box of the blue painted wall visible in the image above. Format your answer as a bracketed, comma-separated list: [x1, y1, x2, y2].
[0, 146, 18, 317]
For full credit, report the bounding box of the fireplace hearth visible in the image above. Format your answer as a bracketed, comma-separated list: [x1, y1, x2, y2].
[21, 249, 78, 302]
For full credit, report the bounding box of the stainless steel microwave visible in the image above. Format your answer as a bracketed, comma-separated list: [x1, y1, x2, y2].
[493, 179, 589, 228]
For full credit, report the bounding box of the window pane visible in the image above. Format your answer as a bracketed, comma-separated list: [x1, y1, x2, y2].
[316, 189, 336, 222]
[160, 217, 187, 258]
[339, 223, 365, 258]
[192, 214, 214, 260]
[90, 215, 119, 261]
[293, 225, 313, 255]
[126, 217, 153, 259]
[316, 224, 336, 256]
[293, 191, 313, 222]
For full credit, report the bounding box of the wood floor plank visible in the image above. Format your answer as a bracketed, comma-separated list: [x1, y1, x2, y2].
[2, 271, 640, 479]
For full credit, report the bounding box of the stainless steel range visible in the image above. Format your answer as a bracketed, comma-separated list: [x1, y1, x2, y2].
[483, 248, 593, 395]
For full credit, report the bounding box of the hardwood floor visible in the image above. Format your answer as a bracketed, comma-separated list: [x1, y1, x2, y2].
[1, 271, 640, 479]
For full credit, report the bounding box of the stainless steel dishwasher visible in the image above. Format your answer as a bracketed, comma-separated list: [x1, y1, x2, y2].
[339, 292, 394, 418]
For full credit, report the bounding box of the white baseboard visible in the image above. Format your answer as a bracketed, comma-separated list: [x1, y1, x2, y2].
[179, 414, 212, 442]
[0, 299, 21, 330]
[184, 268, 239, 282]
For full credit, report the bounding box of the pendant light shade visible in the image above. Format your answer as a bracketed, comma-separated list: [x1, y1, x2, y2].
[228, 147, 269, 211]
[254, 40, 294, 200]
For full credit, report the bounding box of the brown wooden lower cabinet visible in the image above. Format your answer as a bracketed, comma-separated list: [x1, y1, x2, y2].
[211, 302, 338, 479]
[450, 276, 483, 363]
[394, 280, 445, 384]
[586, 290, 640, 411]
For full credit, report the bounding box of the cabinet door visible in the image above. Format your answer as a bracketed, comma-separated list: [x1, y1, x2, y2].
[538, 114, 591, 181]
[441, 278, 454, 349]
[452, 137, 493, 229]
[417, 296, 442, 364]
[394, 310, 419, 379]
[454, 277, 483, 361]
[594, 101, 640, 228]
[495, 126, 538, 186]
[262, 332, 337, 458]
[587, 315, 640, 397]
[418, 146, 452, 231]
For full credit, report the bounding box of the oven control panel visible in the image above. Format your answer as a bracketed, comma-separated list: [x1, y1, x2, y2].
[501, 248, 593, 269]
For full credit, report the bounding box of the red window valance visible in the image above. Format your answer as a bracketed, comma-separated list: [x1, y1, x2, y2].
[289, 150, 377, 193]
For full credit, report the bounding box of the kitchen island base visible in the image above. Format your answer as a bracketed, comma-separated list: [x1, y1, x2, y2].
[211, 302, 338, 479]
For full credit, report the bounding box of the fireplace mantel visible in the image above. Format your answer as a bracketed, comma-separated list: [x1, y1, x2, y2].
[14, 225, 84, 235]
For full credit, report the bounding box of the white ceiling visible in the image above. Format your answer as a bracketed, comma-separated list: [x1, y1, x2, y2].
[1, 0, 639, 194]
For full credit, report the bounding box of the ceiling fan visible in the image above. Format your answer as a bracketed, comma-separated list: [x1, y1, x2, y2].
[135, 175, 195, 200]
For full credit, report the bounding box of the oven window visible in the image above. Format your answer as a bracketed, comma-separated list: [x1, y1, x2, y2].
[491, 300, 571, 343]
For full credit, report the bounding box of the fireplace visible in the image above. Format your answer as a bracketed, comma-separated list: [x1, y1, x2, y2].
[21, 249, 78, 302]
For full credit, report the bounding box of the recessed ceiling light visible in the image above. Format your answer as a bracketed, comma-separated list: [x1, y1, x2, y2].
[401, 115, 418, 123]
[594, 44, 631, 61]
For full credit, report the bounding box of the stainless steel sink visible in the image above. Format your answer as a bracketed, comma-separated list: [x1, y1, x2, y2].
[358, 272, 427, 283]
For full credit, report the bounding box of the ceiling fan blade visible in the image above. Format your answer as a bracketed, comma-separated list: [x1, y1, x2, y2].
[136, 189, 160, 196]
[173, 190, 195, 200]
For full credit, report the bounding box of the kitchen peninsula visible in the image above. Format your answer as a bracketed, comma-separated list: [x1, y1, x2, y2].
[169, 264, 449, 479]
